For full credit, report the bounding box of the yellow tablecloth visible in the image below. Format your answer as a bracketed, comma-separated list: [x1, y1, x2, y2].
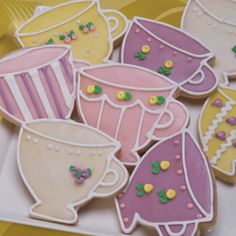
[0, 0, 186, 235]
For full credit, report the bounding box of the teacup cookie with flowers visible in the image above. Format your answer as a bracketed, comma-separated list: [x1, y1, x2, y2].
[121, 16, 218, 98]
[15, 0, 128, 65]
[17, 119, 128, 224]
[199, 86, 236, 183]
[115, 129, 216, 235]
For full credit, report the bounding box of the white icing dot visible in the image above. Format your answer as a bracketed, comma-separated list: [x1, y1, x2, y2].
[77, 20, 81, 24]
[207, 21, 212, 25]
[68, 149, 74, 155]
[48, 144, 53, 150]
[33, 138, 39, 144]
[192, 6, 198, 12]
[213, 23, 218, 28]
[94, 32, 99, 37]
[26, 135, 31, 141]
[55, 146, 60, 152]
[85, 48, 91, 54]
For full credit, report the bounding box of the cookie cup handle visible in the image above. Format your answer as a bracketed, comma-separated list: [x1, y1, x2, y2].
[93, 158, 128, 197]
[102, 9, 128, 45]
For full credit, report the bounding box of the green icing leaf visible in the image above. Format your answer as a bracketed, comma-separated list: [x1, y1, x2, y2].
[59, 34, 66, 40]
[232, 45, 236, 54]
[87, 168, 92, 176]
[152, 161, 159, 168]
[69, 165, 76, 171]
[76, 172, 82, 178]
[160, 196, 169, 204]
[156, 96, 165, 105]
[157, 189, 165, 197]
[158, 66, 171, 76]
[136, 183, 143, 191]
[79, 25, 85, 30]
[152, 167, 160, 174]
[124, 92, 132, 101]
[137, 190, 145, 197]
[68, 30, 75, 38]
[46, 38, 54, 45]
[134, 52, 146, 60]
[94, 85, 102, 94]
[87, 22, 93, 27]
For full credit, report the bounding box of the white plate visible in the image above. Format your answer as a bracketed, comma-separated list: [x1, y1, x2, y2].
[0, 48, 235, 236]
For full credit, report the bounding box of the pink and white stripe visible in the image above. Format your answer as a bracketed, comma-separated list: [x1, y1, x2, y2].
[0, 45, 75, 124]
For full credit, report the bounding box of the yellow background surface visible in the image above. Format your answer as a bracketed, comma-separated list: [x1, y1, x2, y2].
[0, 0, 186, 235]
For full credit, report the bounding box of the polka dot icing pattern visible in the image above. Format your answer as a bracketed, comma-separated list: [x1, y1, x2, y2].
[0, 45, 75, 125]
[199, 86, 236, 181]
[121, 16, 218, 98]
[77, 63, 189, 166]
[115, 130, 214, 235]
[15, 0, 128, 65]
[182, 0, 236, 84]
[17, 119, 129, 224]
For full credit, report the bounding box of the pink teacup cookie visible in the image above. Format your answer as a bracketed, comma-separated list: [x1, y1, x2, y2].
[77, 63, 189, 166]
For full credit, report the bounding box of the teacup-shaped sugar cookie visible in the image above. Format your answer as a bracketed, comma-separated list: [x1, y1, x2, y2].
[199, 86, 236, 183]
[17, 119, 128, 224]
[182, 0, 236, 84]
[0, 45, 75, 125]
[15, 0, 128, 65]
[121, 16, 218, 98]
[77, 64, 189, 166]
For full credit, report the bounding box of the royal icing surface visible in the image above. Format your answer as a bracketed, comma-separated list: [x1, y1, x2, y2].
[15, 0, 128, 65]
[199, 86, 236, 178]
[115, 129, 215, 235]
[76, 63, 189, 166]
[17, 119, 128, 224]
[0, 45, 75, 125]
[121, 16, 218, 97]
[181, 0, 236, 84]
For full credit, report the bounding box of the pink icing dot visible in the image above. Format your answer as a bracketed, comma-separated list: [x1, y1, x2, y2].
[147, 37, 152, 42]
[135, 28, 140, 33]
[123, 217, 129, 223]
[180, 185, 186, 191]
[177, 169, 183, 175]
[120, 203, 126, 209]
[174, 140, 180, 145]
[187, 57, 193, 62]
[187, 203, 194, 209]
[197, 214, 203, 219]
[173, 51, 177, 56]
[159, 44, 165, 50]
[175, 155, 181, 160]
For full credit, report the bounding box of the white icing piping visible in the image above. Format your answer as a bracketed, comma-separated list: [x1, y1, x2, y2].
[211, 129, 236, 165]
[202, 100, 234, 151]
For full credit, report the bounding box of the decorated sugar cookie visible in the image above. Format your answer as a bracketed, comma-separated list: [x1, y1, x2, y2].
[17, 119, 128, 224]
[77, 63, 189, 166]
[0, 45, 75, 125]
[121, 16, 218, 98]
[115, 129, 215, 235]
[15, 0, 128, 65]
[181, 0, 236, 84]
[199, 86, 236, 182]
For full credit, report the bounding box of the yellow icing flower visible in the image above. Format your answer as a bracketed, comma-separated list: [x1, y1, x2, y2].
[141, 45, 151, 54]
[166, 189, 176, 199]
[86, 85, 95, 94]
[149, 96, 157, 105]
[116, 91, 125, 100]
[164, 59, 174, 69]
[160, 161, 170, 170]
[144, 184, 153, 194]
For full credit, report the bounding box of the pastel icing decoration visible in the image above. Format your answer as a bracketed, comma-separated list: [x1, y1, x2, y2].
[17, 119, 128, 224]
[0, 45, 75, 125]
[77, 63, 189, 166]
[15, 0, 128, 65]
[121, 16, 218, 98]
[199, 86, 236, 182]
[143, 184, 153, 194]
[182, 0, 236, 84]
[115, 130, 215, 235]
[160, 160, 170, 170]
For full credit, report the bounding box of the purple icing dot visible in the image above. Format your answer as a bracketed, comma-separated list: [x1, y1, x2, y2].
[82, 169, 90, 178]
[226, 117, 236, 126]
[75, 177, 85, 184]
[211, 98, 223, 108]
[215, 131, 226, 141]
[233, 142, 236, 148]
